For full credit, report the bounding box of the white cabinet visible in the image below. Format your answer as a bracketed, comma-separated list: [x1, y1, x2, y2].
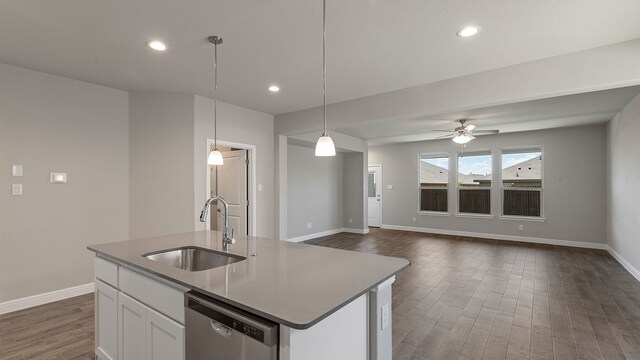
[95, 280, 118, 360]
[95, 257, 186, 360]
[118, 293, 146, 360]
[146, 307, 185, 360]
[117, 292, 185, 360]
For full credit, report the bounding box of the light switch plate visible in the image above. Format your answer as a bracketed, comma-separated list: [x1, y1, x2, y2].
[386, 184, 393, 190]
[258, 184, 263, 192]
[12, 184, 23, 196]
[12, 165, 23, 177]
[50, 173, 67, 184]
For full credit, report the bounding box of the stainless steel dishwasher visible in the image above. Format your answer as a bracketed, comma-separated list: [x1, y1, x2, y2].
[185, 291, 279, 360]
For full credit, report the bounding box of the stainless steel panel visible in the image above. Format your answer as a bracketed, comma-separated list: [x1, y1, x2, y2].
[186, 292, 278, 360]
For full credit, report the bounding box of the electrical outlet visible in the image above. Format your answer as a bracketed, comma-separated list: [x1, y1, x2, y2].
[306, 222, 312, 229]
[519, 224, 524, 231]
[349, 218, 353, 224]
[412, 217, 417, 222]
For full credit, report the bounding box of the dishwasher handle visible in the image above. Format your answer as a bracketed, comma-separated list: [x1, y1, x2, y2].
[185, 292, 279, 347]
[210, 319, 233, 338]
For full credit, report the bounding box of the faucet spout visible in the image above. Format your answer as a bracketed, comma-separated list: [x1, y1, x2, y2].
[199, 196, 235, 251]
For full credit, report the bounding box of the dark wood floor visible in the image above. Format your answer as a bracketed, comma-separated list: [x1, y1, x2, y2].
[306, 228, 640, 360]
[2, 228, 639, 360]
[0, 293, 94, 360]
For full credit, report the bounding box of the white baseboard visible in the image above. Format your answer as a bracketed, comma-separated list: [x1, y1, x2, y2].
[0, 282, 95, 315]
[380, 224, 608, 250]
[288, 228, 345, 242]
[287, 227, 370, 242]
[607, 246, 640, 282]
[343, 228, 370, 234]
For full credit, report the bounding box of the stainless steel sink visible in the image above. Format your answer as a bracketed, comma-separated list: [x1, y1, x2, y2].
[143, 246, 245, 271]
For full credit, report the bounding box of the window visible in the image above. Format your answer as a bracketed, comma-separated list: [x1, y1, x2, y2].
[368, 172, 376, 198]
[419, 154, 449, 212]
[457, 151, 492, 214]
[502, 148, 542, 217]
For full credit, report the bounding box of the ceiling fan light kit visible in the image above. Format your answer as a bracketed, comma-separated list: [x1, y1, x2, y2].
[452, 133, 474, 144]
[434, 119, 499, 144]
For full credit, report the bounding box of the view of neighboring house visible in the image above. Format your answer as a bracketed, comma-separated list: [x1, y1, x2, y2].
[420, 156, 542, 188]
[476, 155, 542, 187]
[420, 155, 543, 215]
[419, 161, 482, 187]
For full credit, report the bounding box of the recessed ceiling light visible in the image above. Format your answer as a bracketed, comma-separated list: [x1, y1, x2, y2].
[146, 40, 167, 51]
[456, 26, 481, 38]
[268, 85, 280, 92]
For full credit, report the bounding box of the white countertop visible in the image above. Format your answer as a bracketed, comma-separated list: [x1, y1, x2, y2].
[88, 230, 409, 329]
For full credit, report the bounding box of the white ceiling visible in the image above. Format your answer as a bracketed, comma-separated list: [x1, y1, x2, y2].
[340, 86, 640, 146]
[2, 0, 640, 115]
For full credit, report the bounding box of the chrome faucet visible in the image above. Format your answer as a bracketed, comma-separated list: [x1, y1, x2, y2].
[200, 196, 236, 251]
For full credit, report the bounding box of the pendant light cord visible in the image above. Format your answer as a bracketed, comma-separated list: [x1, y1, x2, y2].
[322, 0, 327, 136]
[213, 41, 218, 149]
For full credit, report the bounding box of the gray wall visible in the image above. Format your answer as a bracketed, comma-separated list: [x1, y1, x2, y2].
[0, 67, 275, 302]
[129, 92, 195, 239]
[276, 132, 368, 239]
[274, 40, 640, 241]
[194, 96, 275, 238]
[0, 63, 130, 302]
[608, 93, 640, 272]
[130, 93, 275, 240]
[343, 152, 364, 229]
[287, 144, 344, 239]
[369, 124, 608, 245]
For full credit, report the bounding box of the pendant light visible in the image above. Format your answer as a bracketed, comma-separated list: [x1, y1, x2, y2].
[315, 0, 336, 157]
[207, 36, 224, 165]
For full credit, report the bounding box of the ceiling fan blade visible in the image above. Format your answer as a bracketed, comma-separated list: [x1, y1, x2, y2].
[464, 124, 476, 131]
[468, 134, 476, 140]
[432, 130, 453, 133]
[472, 130, 499, 134]
[435, 134, 454, 139]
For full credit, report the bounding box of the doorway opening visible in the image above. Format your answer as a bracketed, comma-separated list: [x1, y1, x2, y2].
[205, 139, 257, 237]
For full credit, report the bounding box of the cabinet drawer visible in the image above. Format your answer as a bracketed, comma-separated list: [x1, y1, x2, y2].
[95, 257, 119, 288]
[119, 267, 185, 324]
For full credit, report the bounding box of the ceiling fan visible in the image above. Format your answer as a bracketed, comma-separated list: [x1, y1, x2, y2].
[433, 119, 499, 144]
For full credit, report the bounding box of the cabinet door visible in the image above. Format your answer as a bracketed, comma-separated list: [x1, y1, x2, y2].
[96, 280, 118, 360]
[118, 292, 146, 360]
[146, 307, 185, 360]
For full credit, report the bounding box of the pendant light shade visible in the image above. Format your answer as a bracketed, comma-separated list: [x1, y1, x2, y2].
[208, 149, 224, 165]
[315, 0, 336, 157]
[315, 133, 336, 156]
[208, 35, 224, 165]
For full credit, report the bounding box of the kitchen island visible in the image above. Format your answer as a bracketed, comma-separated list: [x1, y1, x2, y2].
[88, 230, 409, 360]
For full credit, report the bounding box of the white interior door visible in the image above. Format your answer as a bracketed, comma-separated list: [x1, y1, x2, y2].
[210, 150, 248, 237]
[368, 165, 382, 227]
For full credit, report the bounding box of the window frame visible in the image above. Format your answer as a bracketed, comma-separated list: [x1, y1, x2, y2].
[456, 150, 493, 217]
[499, 145, 545, 221]
[417, 152, 451, 215]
